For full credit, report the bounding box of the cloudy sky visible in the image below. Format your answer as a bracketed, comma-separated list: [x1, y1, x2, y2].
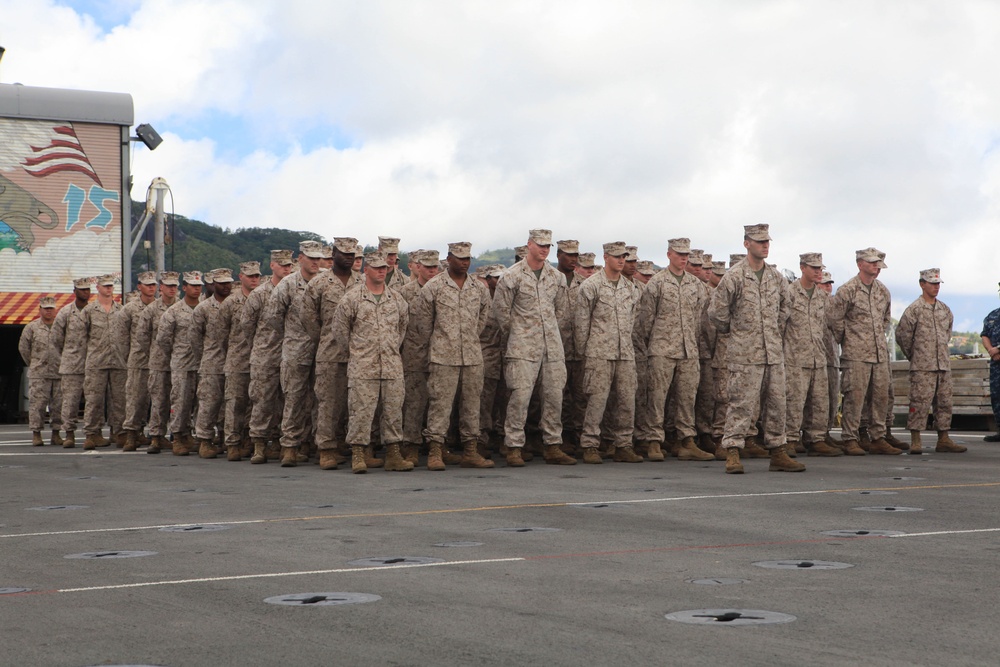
[2, 0, 998, 331]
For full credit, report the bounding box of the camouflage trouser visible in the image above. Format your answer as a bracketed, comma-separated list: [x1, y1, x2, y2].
[60, 373, 85, 432]
[347, 378, 403, 446]
[146, 370, 172, 436]
[84, 368, 126, 436]
[640, 356, 699, 442]
[314, 361, 349, 451]
[194, 374, 225, 440]
[249, 363, 283, 441]
[785, 365, 829, 444]
[504, 357, 566, 448]
[562, 359, 585, 435]
[723, 363, 786, 450]
[581, 358, 637, 449]
[907, 370, 953, 431]
[402, 370, 429, 444]
[695, 360, 715, 436]
[28, 378, 62, 432]
[123, 367, 150, 432]
[711, 366, 729, 438]
[633, 352, 648, 439]
[224, 372, 251, 447]
[841, 360, 889, 441]
[827, 364, 840, 431]
[280, 363, 315, 449]
[425, 363, 484, 444]
[169, 370, 197, 436]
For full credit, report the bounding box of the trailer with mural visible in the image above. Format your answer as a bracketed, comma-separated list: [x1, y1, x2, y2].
[0, 82, 133, 421]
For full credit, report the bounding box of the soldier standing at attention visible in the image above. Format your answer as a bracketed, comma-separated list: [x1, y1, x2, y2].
[52, 278, 92, 448]
[710, 225, 803, 474]
[332, 250, 412, 473]
[831, 248, 896, 455]
[118, 271, 158, 451]
[555, 239, 585, 452]
[575, 242, 640, 464]
[19, 297, 63, 446]
[421, 242, 501, 469]
[895, 269, 965, 454]
[575, 253, 597, 280]
[380, 236, 407, 291]
[81, 275, 125, 449]
[493, 229, 569, 467]
[191, 268, 235, 459]
[157, 271, 204, 455]
[245, 250, 294, 463]
[816, 271, 845, 450]
[218, 261, 261, 461]
[138, 272, 179, 454]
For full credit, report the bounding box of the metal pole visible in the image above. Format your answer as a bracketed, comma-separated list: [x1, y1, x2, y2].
[154, 185, 165, 275]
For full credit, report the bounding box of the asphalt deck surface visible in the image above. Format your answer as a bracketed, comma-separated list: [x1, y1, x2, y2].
[1, 424, 998, 667]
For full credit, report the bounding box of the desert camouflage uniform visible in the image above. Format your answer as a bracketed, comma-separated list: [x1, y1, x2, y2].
[397, 278, 433, 447]
[219, 290, 253, 448]
[422, 271, 491, 445]
[53, 304, 90, 433]
[831, 276, 892, 441]
[895, 297, 953, 431]
[303, 270, 364, 450]
[575, 269, 638, 449]
[709, 259, 790, 449]
[782, 282, 831, 444]
[635, 269, 704, 444]
[695, 294, 717, 437]
[823, 317, 841, 432]
[82, 299, 125, 437]
[559, 271, 586, 440]
[386, 267, 407, 292]
[479, 304, 507, 444]
[18, 318, 63, 433]
[191, 296, 229, 441]
[244, 281, 283, 441]
[139, 298, 173, 437]
[331, 282, 409, 446]
[493, 260, 569, 448]
[157, 300, 201, 438]
[118, 297, 152, 433]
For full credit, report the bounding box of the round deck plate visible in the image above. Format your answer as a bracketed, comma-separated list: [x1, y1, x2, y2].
[666, 609, 796, 625]
[264, 592, 381, 607]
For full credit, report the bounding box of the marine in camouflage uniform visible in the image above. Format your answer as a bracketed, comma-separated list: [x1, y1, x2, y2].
[895, 268, 964, 454]
[18, 297, 63, 445]
[396, 250, 438, 465]
[191, 268, 235, 458]
[477, 264, 507, 451]
[302, 239, 364, 469]
[81, 275, 125, 449]
[817, 271, 842, 442]
[831, 247, 896, 455]
[138, 272, 180, 453]
[118, 271, 158, 450]
[52, 278, 91, 447]
[421, 242, 499, 469]
[709, 224, 802, 474]
[218, 261, 262, 461]
[157, 271, 205, 454]
[331, 250, 412, 473]
[555, 240, 585, 448]
[695, 260, 726, 451]
[493, 229, 569, 467]
[379, 236, 408, 292]
[575, 242, 640, 464]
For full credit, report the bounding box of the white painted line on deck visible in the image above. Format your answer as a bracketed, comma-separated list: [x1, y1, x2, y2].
[888, 527, 1000, 538]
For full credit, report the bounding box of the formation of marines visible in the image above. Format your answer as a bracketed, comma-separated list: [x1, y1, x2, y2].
[19, 224, 969, 476]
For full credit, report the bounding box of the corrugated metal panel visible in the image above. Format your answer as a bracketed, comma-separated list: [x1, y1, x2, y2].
[0, 83, 133, 126]
[0, 292, 74, 325]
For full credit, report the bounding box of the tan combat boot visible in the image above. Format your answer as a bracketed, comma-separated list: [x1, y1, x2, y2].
[94, 432, 111, 447]
[909, 430, 923, 455]
[646, 441, 665, 462]
[351, 445, 367, 474]
[114, 431, 127, 448]
[544, 444, 577, 465]
[461, 441, 496, 468]
[426, 443, 446, 471]
[227, 442, 242, 461]
[83, 433, 109, 450]
[597, 440, 616, 459]
[505, 447, 525, 467]
[279, 446, 298, 467]
[296, 443, 311, 463]
[147, 435, 164, 454]
[198, 439, 220, 459]
[582, 447, 603, 464]
[441, 445, 463, 465]
[784, 443, 798, 458]
[665, 436, 682, 458]
[123, 430, 138, 452]
[401, 443, 420, 466]
[794, 441, 807, 454]
[698, 433, 716, 454]
[250, 438, 268, 464]
[884, 429, 909, 451]
[807, 440, 843, 457]
[770, 447, 806, 472]
[180, 432, 197, 451]
[935, 431, 966, 453]
[239, 438, 253, 459]
[31, 431, 43, 446]
[613, 445, 644, 463]
[725, 448, 744, 474]
[868, 438, 902, 455]
[742, 437, 769, 459]
[264, 440, 281, 461]
[841, 439, 866, 456]
[384, 444, 415, 471]
[136, 431, 151, 447]
[714, 437, 726, 461]
[633, 441, 649, 458]
[171, 436, 190, 456]
[63, 430, 76, 448]
[677, 436, 715, 461]
[364, 446, 385, 468]
[319, 449, 339, 470]
[50, 431, 64, 447]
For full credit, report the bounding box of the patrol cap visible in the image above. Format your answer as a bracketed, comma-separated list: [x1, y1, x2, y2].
[701, 253, 713, 266]
[39, 296, 57, 308]
[125, 291, 139, 304]
[876, 250, 888, 269]
[688, 250, 704, 266]
[920, 268, 942, 284]
[744, 223, 771, 241]
[528, 229, 553, 246]
[73, 277, 92, 289]
[820, 271, 834, 284]
[136, 271, 157, 285]
[97, 274, 116, 287]
[855, 247, 884, 264]
[439, 260, 449, 271]
[603, 241, 628, 257]
[514, 245, 528, 259]
[667, 238, 691, 254]
[322, 245, 333, 259]
[625, 245, 638, 261]
[271, 249, 294, 265]
[729, 253, 746, 267]
[419, 250, 440, 266]
[557, 239, 580, 254]
[159, 271, 180, 286]
[203, 272, 214, 285]
[711, 261, 727, 276]
[299, 240, 326, 259]
[577, 252, 596, 268]
[448, 241, 472, 259]
[365, 250, 388, 268]
[240, 261, 262, 276]
[636, 260, 656, 276]
[488, 264, 505, 278]
[211, 268, 234, 283]
[799, 252, 823, 268]
[183, 270, 204, 286]
[378, 236, 401, 254]
[334, 237, 358, 254]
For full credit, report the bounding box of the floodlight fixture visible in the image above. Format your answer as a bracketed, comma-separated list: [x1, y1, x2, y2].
[133, 123, 163, 151]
